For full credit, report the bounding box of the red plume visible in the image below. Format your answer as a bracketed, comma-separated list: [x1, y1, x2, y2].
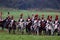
[35, 14, 38, 17]
[55, 15, 58, 20]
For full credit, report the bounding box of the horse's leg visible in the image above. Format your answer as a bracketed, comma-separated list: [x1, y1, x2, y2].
[31, 27, 34, 34]
[21, 28, 24, 35]
[51, 28, 54, 36]
[38, 27, 41, 35]
[53, 29, 57, 35]
[37, 28, 39, 35]
[43, 27, 46, 35]
[8, 27, 12, 34]
[48, 29, 51, 35]
[39, 27, 42, 35]
[13, 29, 15, 34]
[26, 25, 28, 33]
[2, 23, 7, 30]
[20, 27, 22, 34]
[58, 30, 60, 36]
[1, 24, 5, 30]
[46, 28, 49, 35]
[36, 27, 39, 35]
[20, 24, 24, 35]
[26, 27, 27, 33]
[17, 26, 21, 32]
[28, 27, 30, 35]
[2, 26, 4, 30]
[13, 26, 16, 34]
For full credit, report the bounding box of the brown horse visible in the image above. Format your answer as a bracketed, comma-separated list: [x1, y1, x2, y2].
[39, 20, 46, 35]
[26, 21, 32, 34]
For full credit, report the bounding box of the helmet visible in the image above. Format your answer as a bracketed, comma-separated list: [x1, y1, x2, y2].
[55, 15, 58, 20]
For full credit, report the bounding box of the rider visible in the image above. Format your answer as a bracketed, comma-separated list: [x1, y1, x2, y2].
[18, 13, 24, 34]
[40, 14, 46, 35]
[26, 15, 31, 33]
[4, 12, 11, 29]
[18, 13, 24, 29]
[18, 13, 24, 22]
[8, 16, 16, 34]
[54, 15, 60, 35]
[48, 16, 54, 35]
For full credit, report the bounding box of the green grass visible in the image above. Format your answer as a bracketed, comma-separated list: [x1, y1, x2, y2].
[0, 9, 60, 40]
[0, 30, 60, 40]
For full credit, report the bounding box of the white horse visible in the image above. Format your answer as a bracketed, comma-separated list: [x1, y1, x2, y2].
[31, 20, 39, 35]
[53, 21, 60, 35]
[17, 21, 24, 34]
[54, 21, 59, 31]
[46, 21, 54, 35]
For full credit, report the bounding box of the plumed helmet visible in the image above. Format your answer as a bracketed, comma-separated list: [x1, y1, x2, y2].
[35, 14, 38, 17]
[42, 14, 44, 19]
[20, 13, 23, 16]
[55, 15, 58, 20]
[11, 16, 14, 19]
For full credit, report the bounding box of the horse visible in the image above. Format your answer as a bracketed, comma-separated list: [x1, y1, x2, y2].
[58, 23, 60, 35]
[0, 21, 4, 30]
[26, 20, 32, 34]
[0, 17, 11, 30]
[46, 21, 54, 35]
[17, 21, 25, 34]
[40, 20, 46, 35]
[8, 20, 17, 34]
[30, 19, 40, 35]
[53, 21, 60, 35]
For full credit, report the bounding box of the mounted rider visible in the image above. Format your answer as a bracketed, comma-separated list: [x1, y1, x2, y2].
[17, 13, 24, 34]
[40, 14, 46, 35]
[26, 15, 32, 34]
[8, 16, 16, 34]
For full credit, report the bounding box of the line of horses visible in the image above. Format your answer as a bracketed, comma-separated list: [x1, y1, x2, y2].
[0, 15, 60, 36]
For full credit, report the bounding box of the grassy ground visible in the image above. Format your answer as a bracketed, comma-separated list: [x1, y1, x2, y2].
[0, 9, 60, 40]
[0, 30, 60, 40]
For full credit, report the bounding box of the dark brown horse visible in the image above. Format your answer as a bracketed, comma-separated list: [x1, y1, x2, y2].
[39, 20, 46, 35]
[26, 21, 32, 34]
[0, 17, 11, 30]
[8, 20, 17, 34]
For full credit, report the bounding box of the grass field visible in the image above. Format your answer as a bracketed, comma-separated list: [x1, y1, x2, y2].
[0, 9, 60, 40]
[0, 9, 60, 21]
[0, 30, 60, 40]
